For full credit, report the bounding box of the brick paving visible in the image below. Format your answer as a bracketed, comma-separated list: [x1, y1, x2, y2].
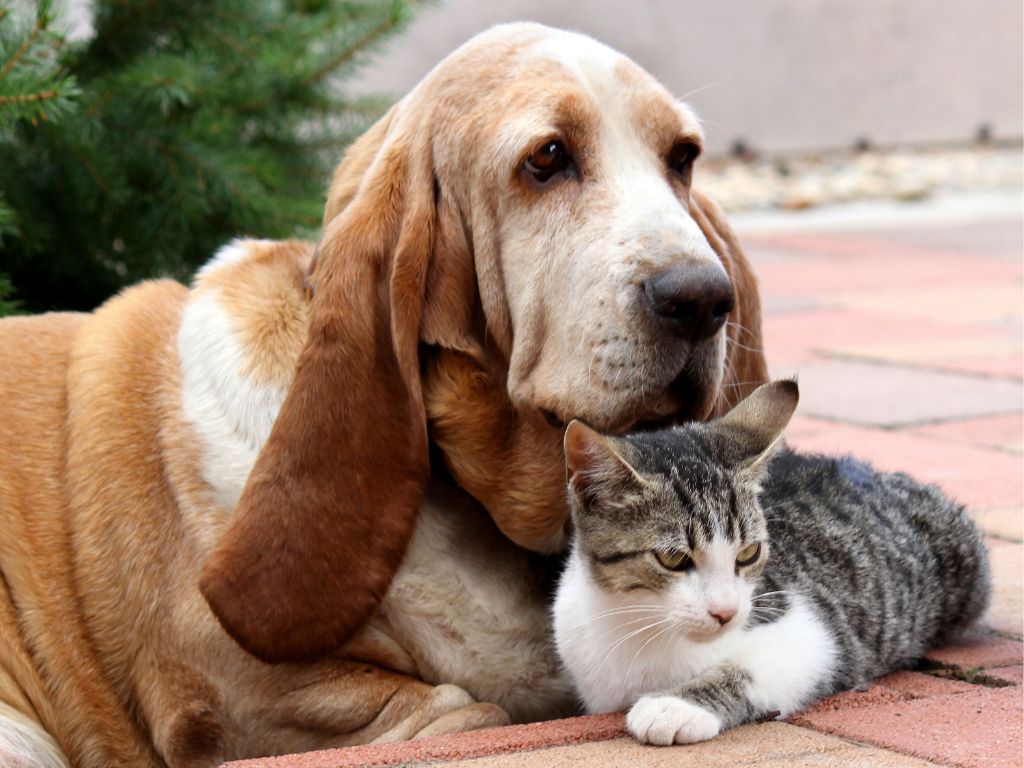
[224, 205, 1022, 767]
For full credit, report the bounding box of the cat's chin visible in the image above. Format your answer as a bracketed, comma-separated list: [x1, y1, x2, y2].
[686, 622, 740, 643]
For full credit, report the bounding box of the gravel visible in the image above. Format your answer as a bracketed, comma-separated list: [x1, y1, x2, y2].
[696, 145, 1022, 212]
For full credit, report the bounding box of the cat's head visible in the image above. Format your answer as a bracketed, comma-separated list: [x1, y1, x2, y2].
[563, 380, 798, 641]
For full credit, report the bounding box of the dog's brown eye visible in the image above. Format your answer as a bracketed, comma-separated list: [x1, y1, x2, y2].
[654, 549, 694, 572]
[736, 542, 761, 567]
[524, 140, 573, 184]
[668, 142, 700, 184]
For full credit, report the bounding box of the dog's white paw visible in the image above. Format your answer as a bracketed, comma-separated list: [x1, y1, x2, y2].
[626, 695, 722, 745]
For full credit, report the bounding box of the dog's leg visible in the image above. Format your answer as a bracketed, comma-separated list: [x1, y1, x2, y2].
[246, 663, 510, 754]
[368, 683, 510, 742]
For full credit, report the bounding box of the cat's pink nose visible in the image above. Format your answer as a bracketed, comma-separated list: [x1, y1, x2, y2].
[709, 607, 736, 625]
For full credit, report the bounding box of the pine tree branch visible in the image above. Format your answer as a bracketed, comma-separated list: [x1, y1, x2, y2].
[0, 89, 59, 105]
[0, 9, 45, 81]
[303, 7, 405, 87]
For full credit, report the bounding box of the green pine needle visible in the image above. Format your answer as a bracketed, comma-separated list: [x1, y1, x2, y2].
[0, 0, 423, 313]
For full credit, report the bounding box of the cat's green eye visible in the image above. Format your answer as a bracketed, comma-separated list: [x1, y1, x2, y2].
[736, 542, 762, 567]
[654, 549, 693, 571]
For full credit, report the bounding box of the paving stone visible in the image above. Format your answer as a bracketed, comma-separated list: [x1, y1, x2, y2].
[984, 542, 1023, 638]
[794, 686, 1022, 768]
[440, 724, 946, 768]
[785, 415, 837, 439]
[827, 337, 1023, 381]
[972, 507, 1024, 542]
[987, 665, 1023, 685]
[784, 360, 1023, 427]
[865, 220, 1024, 261]
[753, 248, 1021, 297]
[786, 423, 1023, 509]
[876, 671, 978, 698]
[836, 283, 1021, 326]
[761, 309, 979, 365]
[926, 633, 1024, 669]
[795, 685, 910, 715]
[935, 355, 1022, 380]
[224, 715, 627, 768]
[760, 295, 830, 315]
[910, 413, 1024, 454]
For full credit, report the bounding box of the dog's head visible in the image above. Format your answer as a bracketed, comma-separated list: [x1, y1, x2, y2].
[200, 24, 767, 663]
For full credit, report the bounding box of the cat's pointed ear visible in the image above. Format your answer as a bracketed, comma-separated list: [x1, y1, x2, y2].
[710, 379, 799, 473]
[564, 420, 645, 508]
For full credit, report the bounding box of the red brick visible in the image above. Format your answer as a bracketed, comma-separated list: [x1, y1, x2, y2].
[835, 283, 1020, 325]
[941, 355, 1023, 380]
[786, 424, 1023, 509]
[794, 685, 910, 716]
[987, 665, 1023, 685]
[761, 309, 976, 365]
[972, 508, 1024, 542]
[752, 246, 1021, 296]
[785, 360, 1023, 428]
[926, 634, 1024, 669]
[785, 415, 836, 437]
[443, 725, 949, 767]
[795, 687, 1022, 768]
[791, 672, 974, 722]
[985, 542, 1023, 638]
[876, 671, 977, 698]
[224, 714, 626, 768]
[910, 414, 1023, 454]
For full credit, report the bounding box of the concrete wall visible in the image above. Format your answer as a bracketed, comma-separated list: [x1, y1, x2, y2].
[353, 0, 1023, 155]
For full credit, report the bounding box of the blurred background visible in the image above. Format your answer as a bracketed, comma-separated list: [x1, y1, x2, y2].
[0, 0, 1021, 314]
[355, 0, 1023, 156]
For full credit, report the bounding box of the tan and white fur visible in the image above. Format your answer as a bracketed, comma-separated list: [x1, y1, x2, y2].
[0, 23, 768, 767]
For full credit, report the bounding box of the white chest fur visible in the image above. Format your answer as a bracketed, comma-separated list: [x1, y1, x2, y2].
[178, 290, 289, 511]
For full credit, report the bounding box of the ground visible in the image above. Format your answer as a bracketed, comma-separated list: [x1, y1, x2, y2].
[226, 191, 1022, 768]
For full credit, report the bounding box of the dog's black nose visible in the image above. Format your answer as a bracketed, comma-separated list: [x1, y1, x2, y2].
[643, 265, 735, 341]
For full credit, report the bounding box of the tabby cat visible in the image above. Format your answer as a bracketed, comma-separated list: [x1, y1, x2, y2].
[553, 380, 990, 745]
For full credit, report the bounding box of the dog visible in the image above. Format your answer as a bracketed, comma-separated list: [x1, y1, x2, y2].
[0, 23, 768, 767]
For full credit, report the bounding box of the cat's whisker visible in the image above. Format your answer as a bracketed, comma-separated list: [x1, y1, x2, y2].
[753, 593, 790, 606]
[573, 604, 664, 618]
[586, 613, 672, 642]
[624, 620, 678, 681]
[749, 606, 786, 615]
[594, 617, 676, 676]
[566, 605, 663, 629]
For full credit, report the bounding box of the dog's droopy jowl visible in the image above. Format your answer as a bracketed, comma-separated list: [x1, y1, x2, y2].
[0, 23, 767, 767]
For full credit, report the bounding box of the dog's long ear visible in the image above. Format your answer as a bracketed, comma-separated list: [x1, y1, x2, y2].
[690, 189, 770, 416]
[199, 106, 441, 663]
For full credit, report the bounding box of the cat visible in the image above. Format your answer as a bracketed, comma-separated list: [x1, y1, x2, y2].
[552, 379, 991, 746]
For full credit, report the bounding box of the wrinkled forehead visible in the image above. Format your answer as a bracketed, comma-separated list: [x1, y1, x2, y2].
[487, 30, 703, 166]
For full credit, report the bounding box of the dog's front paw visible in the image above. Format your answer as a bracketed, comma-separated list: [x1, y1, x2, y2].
[626, 695, 722, 745]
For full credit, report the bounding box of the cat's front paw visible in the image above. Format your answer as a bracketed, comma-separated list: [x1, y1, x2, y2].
[627, 695, 722, 745]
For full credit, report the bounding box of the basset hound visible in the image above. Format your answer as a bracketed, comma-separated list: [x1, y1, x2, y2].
[0, 23, 767, 767]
